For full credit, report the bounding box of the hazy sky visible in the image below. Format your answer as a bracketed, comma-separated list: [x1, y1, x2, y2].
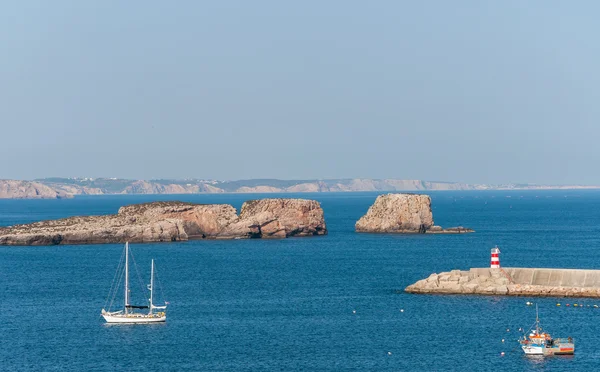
[1, 1, 599, 184]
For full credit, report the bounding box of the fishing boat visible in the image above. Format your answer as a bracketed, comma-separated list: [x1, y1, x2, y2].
[101, 242, 168, 323]
[519, 305, 574, 356]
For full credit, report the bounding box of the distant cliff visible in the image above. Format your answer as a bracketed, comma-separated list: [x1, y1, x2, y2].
[0, 199, 327, 245]
[355, 193, 474, 234]
[1, 178, 598, 199]
[0, 180, 70, 199]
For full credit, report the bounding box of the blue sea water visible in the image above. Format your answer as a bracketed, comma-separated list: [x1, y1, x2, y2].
[2, 190, 600, 371]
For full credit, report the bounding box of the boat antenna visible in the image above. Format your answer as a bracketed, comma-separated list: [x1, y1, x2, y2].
[535, 303, 540, 334]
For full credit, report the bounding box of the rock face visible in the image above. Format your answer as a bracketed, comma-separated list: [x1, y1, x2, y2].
[0, 199, 327, 246]
[406, 268, 600, 298]
[0, 180, 70, 199]
[226, 199, 327, 238]
[355, 193, 473, 233]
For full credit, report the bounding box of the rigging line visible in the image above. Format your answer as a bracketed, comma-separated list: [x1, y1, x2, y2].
[509, 343, 522, 354]
[154, 266, 167, 302]
[129, 247, 149, 305]
[108, 261, 126, 311]
[103, 246, 126, 310]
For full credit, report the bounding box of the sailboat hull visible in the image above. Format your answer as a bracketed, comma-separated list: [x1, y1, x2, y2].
[102, 314, 166, 324]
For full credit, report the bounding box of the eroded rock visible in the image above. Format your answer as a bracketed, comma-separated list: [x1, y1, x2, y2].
[355, 193, 473, 234]
[0, 199, 327, 246]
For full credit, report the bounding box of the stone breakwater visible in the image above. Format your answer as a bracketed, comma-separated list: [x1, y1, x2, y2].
[406, 268, 600, 298]
[355, 193, 474, 234]
[0, 199, 327, 246]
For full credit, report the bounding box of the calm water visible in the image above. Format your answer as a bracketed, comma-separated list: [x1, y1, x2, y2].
[2, 191, 600, 371]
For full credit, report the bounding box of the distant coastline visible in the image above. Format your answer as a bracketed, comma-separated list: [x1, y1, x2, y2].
[0, 177, 599, 199]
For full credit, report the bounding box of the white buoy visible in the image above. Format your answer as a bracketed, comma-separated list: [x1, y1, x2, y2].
[501, 352, 505, 356]
[388, 352, 392, 356]
[400, 309, 404, 313]
[501, 339, 505, 343]
[352, 310, 356, 314]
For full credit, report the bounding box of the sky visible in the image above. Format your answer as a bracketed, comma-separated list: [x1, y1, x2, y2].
[1, 1, 599, 184]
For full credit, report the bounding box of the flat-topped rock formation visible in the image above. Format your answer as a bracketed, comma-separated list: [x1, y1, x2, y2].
[406, 268, 600, 298]
[355, 193, 473, 234]
[0, 199, 327, 246]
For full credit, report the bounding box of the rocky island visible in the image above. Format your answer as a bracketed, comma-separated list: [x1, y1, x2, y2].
[355, 193, 473, 233]
[0, 199, 327, 246]
[406, 268, 600, 298]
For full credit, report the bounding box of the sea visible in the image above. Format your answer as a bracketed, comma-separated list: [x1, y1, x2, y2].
[2, 190, 600, 371]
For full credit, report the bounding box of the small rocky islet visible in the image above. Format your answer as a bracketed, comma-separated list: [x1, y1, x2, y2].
[0, 198, 327, 245]
[355, 193, 474, 234]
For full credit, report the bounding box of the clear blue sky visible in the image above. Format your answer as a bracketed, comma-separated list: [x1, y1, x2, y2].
[1, 1, 598, 184]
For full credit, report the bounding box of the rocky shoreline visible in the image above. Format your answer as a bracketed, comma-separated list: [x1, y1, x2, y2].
[0, 199, 327, 245]
[355, 193, 474, 234]
[406, 268, 600, 298]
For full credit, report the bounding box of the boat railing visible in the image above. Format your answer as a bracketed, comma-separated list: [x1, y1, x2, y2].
[553, 338, 574, 344]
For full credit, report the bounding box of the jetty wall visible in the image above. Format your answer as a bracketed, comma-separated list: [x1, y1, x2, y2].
[406, 267, 600, 298]
[469, 268, 600, 288]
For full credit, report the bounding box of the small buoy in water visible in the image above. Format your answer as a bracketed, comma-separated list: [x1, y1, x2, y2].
[352, 310, 356, 314]
[594, 305, 599, 308]
[388, 352, 392, 356]
[566, 304, 570, 307]
[556, 303, 561, 306]
[400, 309, 404, 313]
[526, 301, 533, 306]
[506, 328, 510, 332]
[501, 339, 505, 343]
[501, 352, 505, 356]
[574, 304, 578, 307]
[518, 328, 523, 332]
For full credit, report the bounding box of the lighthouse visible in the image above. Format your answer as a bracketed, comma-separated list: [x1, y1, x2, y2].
[491, 246, 501, 268]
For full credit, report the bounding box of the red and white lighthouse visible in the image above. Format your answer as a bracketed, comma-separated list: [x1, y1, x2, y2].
[491, 246, 501, 268]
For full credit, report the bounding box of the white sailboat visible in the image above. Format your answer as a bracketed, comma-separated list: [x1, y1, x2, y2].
[101, 242, 168, 324]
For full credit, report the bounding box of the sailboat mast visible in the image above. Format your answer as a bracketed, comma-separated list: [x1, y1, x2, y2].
[125, 242, 130, 313]
[149, 259, 154, 314]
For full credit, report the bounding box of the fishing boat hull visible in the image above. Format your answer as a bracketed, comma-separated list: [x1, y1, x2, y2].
[521, 345, 544, 355]
[520, 341, 575, 356]
[102, 313, 166, 324]
[543, 344, 575, 356]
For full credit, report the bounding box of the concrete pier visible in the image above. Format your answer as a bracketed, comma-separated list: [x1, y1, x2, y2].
[405, 268, 600, 298]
